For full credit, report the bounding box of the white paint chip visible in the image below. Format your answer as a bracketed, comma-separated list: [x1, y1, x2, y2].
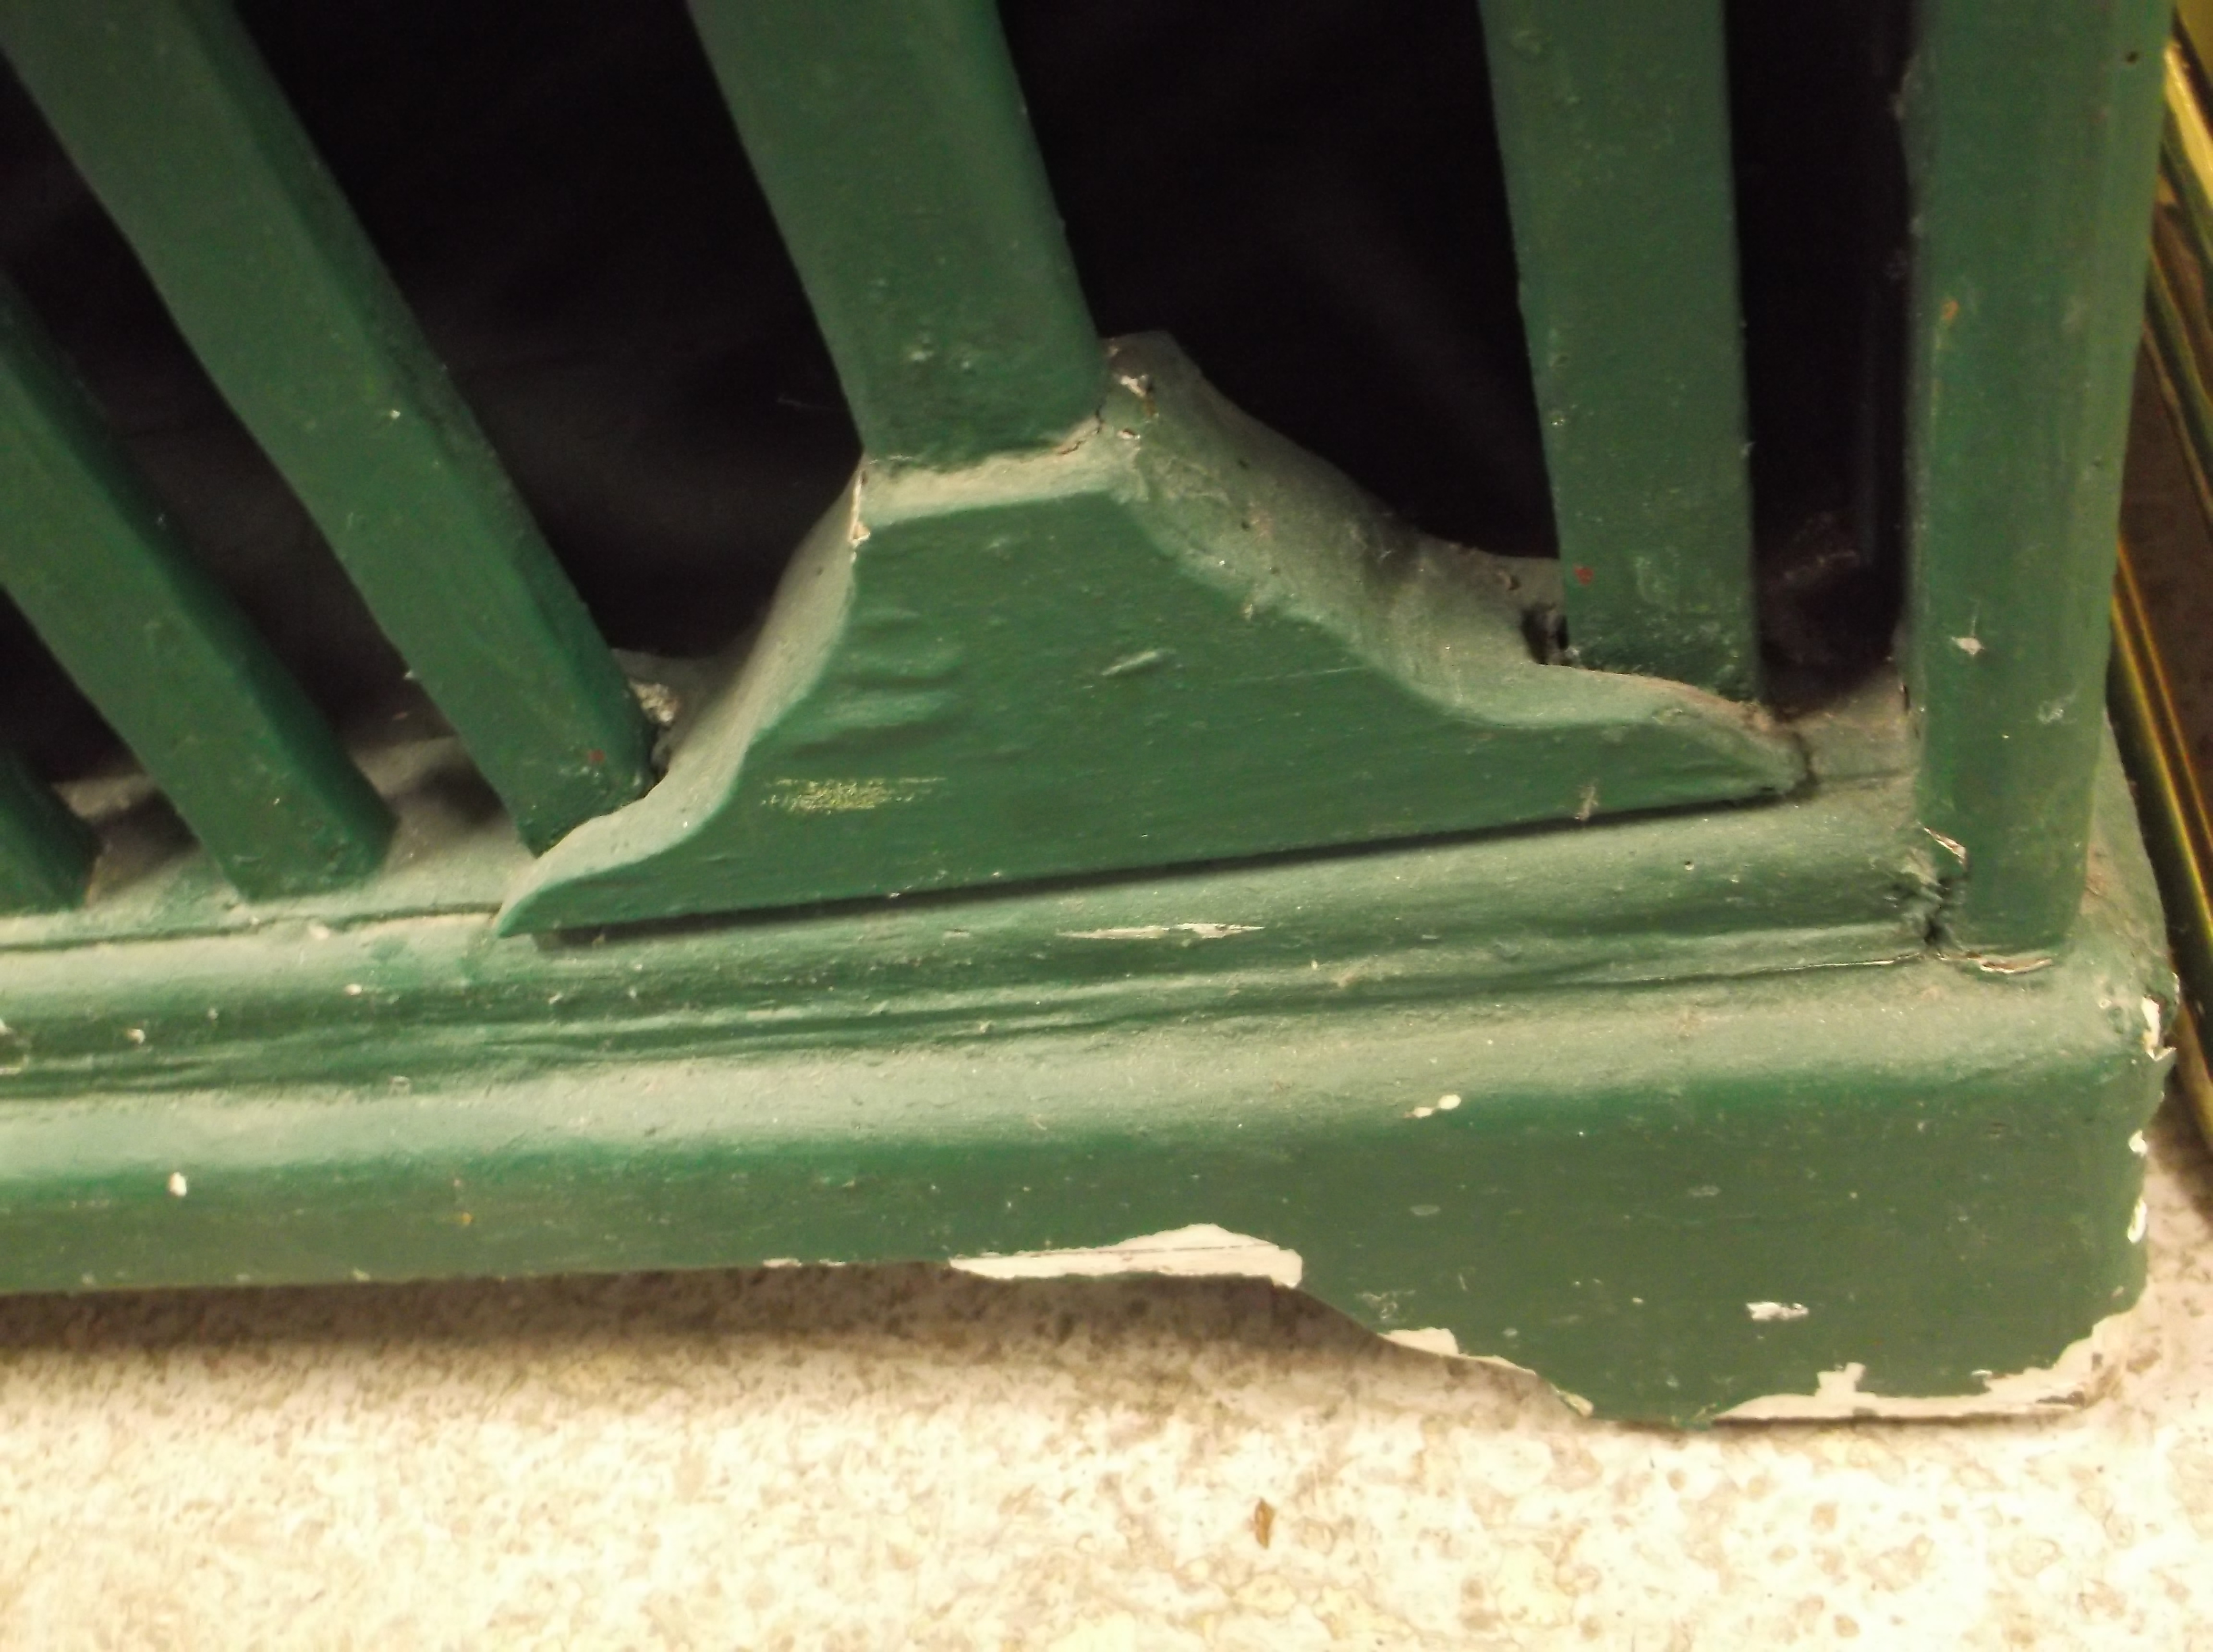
[1720, 1307, 2135, 1421]
[1953, 634, 1985, 656]
[951, 1224, 1302, 1289]
[2130, 1130, 2150, 1157]
[166, 1172, 187, 1199]
[2141, 997, 2164, 1057]
[1384, 1327, 1460, 1357]
[1747, 1301, 1810, 1323]
[2128, 1199, 2149, 1245]
[1059, 924, 1262, 942]
[1924, 826, 1970, 869]
[1436, 1094, 1462, 1111]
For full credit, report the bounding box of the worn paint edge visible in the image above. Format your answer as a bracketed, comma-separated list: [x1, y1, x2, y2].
[1381, 1327, 1598, 1416]
[1381, 1309, 2135, 1424]
[948, 1223, 1303, 1289]
[1713, 1303, 2139, 1422]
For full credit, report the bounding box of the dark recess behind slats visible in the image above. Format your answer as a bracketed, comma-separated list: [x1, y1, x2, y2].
[0, 0, 1908, 785]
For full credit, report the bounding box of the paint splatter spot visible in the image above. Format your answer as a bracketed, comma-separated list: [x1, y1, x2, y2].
[1747, 1301, 1810, 1322]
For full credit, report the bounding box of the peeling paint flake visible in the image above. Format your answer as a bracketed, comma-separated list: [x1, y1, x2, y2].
[1384, 1326, 1461, 1357]
[2141, 997, 2165, 1057]
[1923, 826, 1970, 870]
[1952, 634, 1985, 657]
[1100, 648, 1173, 679]
[950, 1223, 1301, 1289]
[1720, 1307, 2136, 1421]
[1969, 952, 2055, 976]
[1060, 923, 1263, 942]
[1746, 1300, 1810, 1322]
[1374, 1329, 1601, 1418]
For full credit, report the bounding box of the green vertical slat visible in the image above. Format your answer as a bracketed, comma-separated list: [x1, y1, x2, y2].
[685, 0, 1105, 468]
[1476, 0, 1761, 701]
[0, 281, 393, 899]
[1905, 0, 2172, 956]
[0, 0, 653, 855]
[0, 750, 94, 915]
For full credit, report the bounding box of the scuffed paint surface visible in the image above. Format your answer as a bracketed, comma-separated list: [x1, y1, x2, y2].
[1718, 1308, 2135, 1421]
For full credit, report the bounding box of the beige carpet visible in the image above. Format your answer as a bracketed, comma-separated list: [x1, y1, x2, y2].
[1, 1102, 2209, 1650]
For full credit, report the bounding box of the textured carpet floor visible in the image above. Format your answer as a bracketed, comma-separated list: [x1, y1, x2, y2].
[0, 1101, 2209, 1651]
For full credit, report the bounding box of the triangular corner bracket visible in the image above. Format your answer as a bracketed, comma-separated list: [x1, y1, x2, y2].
[498, 334, 1803, 934]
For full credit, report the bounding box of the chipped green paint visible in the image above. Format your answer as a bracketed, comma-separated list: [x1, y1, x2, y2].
[0, 752, 93, 915]
[0, 0, 653, 853]
[1475, 0, 1760, 700]
[1904, 0, 2173, 955]
[0, 739, 2168, 1425]
[501, 339, 1802, 932]
[0, 279, 393, 899]
[0, 0, 2182, 1432]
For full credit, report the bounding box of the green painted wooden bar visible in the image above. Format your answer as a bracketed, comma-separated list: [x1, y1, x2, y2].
[688, 0, 1102, 468]
[1906, 0, 2174, 957]
[0, 750, 93, 916]
[0, 0, 653, 855]
[1476, 0, 1761, 702]
[0, 279, 393, 900]
[0, 0, 2183, 1424]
